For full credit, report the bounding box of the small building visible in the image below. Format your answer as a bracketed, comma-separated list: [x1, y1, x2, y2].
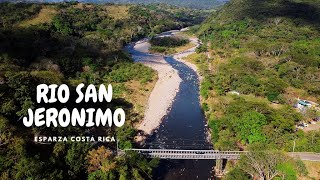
[295, 99, 320, 114]
[295, 100, 311, 112]
[298, 100, 312, 107]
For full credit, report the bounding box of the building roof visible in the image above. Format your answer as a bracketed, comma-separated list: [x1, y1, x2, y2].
[298, 100, 311, 106]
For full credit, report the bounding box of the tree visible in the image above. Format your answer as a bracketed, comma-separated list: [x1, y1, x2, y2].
[86, 146, 116, 173]
[0, 116, 13, 147]
[224, 167, 250, 180]
[236, 111, 267, 144]
[65, 142, 91, 178]
[214, 129, 238, 150]
[239, 147, 287, 180]
[238, 144, 307, 180]
[276, 162, 297, 180]
[14, 156, 44, 180]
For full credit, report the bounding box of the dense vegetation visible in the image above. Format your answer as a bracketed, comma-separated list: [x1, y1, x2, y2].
[196, 0, 320, 151]
[225, 144, 308, 180]
[0, 2, 206, 179]
[149, 36, 190, 54]
[182, 0, 320, 178]
[14, 0, 227, 9]
[151, 36, 189, 47]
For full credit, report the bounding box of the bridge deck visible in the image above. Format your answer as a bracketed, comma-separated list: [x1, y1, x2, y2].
[124, 149, 245, 160]
[122, 149, 320, 161]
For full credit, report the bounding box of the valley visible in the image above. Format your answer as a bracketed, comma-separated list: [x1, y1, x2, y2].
[0, 0, 320, 179]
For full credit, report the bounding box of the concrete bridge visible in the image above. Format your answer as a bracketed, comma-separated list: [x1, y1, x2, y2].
[123, 149, 245, 160]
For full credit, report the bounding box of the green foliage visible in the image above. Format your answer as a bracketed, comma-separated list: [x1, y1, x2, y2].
[105, 63, 155, 84]
[295, 160, 308, 177]
[65, 142, 91, 178]
[214, 129, 238, 150]
[197, 0, 320, 154]
[14, 156, 44, 180]
[235, 144, 307, 180]
[0, 3, 41, 29]
[88, 170, 115, 180]
[149, 46, 169, 54]
[276, 162, 298, 180]
[149, 36, 190, 54]
[52, 6, 109, 36]
[87, 151, 160, 180]
[236, 111, 267, 144]
[96, 0, 225, 9]
[213, 56, 290, 99]
[196, 44, 207, 53]
[150, 36, 189, 48]
[291, 130, 320, 152]
[200, 76, 213, 99]
[208, 96, 304, 150]
[202, 102, 209, 112]
[208, 118, 219, 143]
[224, 167, 250, 180]
[1, 2, 197, 179]
[199, 0, 320, 97]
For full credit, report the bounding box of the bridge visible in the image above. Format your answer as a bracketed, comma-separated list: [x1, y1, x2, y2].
[120, 149, 320, 177]
[121, 149, 320, 161]
[122, 149, 246, 160]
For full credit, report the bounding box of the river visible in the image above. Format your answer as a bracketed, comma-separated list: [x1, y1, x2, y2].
[127, 31, 214, 180]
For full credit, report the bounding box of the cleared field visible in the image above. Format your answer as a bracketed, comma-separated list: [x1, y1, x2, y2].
[123, 79, 157, 116]
[105, 5, 129, 20]
[299, 161, 320, 179]
[19, 7, 57, 27]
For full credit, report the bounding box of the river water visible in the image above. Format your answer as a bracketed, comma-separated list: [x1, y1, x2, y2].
[127, 32, 214, 180]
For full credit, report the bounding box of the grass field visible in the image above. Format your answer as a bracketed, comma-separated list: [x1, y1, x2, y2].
[19, 6, 57, 27]
[299, 161, 320, 179]
[105, 5, 130, 20]
[123, 78, 157, 115]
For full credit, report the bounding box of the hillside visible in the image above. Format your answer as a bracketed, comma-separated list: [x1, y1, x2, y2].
[0, 2, 207, 179]
[4, 0, 228, 9]
[184, 0, 320, 169]
[187, 0, 320, 178]
[93, 0, 227, 9]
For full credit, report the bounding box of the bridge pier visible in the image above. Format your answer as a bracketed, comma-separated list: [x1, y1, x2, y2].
[214, 159, 225, 178]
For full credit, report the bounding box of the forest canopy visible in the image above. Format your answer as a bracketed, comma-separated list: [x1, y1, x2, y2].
[0, 2, 207, 179]
[195, 0, 320, 155]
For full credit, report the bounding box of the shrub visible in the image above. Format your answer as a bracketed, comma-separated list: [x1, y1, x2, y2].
[150, 36, 189, 47]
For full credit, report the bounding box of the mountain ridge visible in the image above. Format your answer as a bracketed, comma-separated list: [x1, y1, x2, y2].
[0, 0, 229, 9]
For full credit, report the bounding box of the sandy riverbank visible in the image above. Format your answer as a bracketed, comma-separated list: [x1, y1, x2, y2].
[133, 41, 182, 136]
[132, 32, 203, 139]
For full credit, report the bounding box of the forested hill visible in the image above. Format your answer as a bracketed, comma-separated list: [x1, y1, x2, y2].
[197, 0, 320, 151]
[5, 0, 228, 9]
[0, 2, 208, 179]
[191, 0, 320, 178]
[93, 0, 227, 9]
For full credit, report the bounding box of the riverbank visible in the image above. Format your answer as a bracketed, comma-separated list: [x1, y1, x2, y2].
[130, 31, 215, 179]
[173, 37, 203, 81]
[132, 30, 203, 140]
[170, 34, 212, 143]
[133, 41, 182, 136]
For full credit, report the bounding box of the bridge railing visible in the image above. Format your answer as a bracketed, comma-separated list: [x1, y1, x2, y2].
[122, 149, 247, 160]
[120, 149, 320, 161]
[125, 149, 245, 153]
